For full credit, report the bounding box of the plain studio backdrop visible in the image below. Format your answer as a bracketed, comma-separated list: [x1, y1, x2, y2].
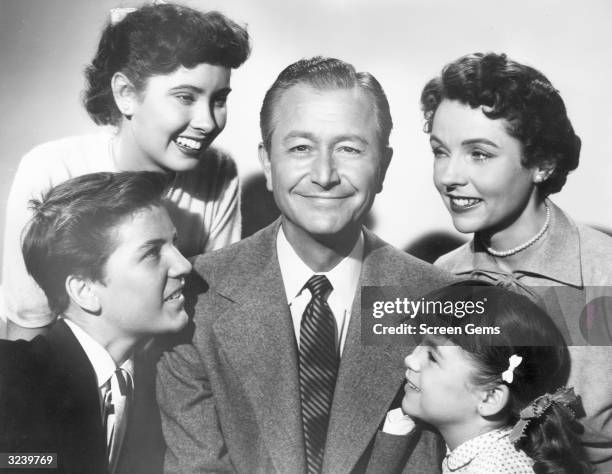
[1, 0, 611, 273]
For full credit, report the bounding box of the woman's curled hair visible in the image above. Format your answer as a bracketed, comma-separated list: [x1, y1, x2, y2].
[83, 3, 251, 126]
[421, 53, 580, 196]
[517, 403, 593, 474]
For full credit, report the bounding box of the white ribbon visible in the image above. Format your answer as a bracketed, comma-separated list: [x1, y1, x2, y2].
[501, 354, 523, 384]
[109, 7, 136, 25]
[109, 1, 167, 25]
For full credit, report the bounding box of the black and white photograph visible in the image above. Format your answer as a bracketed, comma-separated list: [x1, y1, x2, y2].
[1, 0, 611, 472]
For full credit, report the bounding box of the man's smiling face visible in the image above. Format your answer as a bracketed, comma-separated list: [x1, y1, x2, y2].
[259, 84, 391, 244]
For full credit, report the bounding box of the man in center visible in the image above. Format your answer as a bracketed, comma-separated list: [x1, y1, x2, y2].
[157, 57, 453, 473]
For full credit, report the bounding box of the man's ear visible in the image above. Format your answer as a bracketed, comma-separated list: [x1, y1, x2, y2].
[111, 72, 138, 118]
[65, 275, 101, 314]
[477, 384, 510, 418]
[376, 146, 393, 193]
[258, 142, 273, 192]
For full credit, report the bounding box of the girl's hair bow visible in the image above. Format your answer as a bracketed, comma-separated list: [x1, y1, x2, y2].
[509, 387, 578, 443]
[501, 354, 523, 384]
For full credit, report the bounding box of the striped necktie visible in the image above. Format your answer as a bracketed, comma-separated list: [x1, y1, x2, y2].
[298, 274, 339, 474]
[102, 368, 133, 473]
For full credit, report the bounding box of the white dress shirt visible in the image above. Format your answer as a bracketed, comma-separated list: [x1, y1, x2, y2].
[62, 317, 134, 469]
[276, 226, 364, 355]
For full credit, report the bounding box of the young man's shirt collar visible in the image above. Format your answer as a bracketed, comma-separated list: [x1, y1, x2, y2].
[62, 317, 134, 389]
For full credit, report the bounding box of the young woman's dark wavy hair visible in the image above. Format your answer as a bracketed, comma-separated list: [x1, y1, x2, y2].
[420, 53, 580, 196]
[83, 3, 251, 126]
[417, 282, 592, 474]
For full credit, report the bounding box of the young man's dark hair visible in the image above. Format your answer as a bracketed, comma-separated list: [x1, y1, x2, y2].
[2, 171, 191, 473]
[22, 171, 168, 314]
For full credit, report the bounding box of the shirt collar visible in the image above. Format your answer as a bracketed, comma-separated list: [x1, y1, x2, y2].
[445, 427, 511, 471]
[276, 226, 364, 304]
[62, 318, 134, 388]
[446, 201, 582, 287]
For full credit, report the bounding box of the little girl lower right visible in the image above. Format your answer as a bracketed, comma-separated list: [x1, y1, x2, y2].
[401, 282, 592, 473]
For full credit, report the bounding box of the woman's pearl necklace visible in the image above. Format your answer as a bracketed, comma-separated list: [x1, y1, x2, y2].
[482, 203, 551, 258]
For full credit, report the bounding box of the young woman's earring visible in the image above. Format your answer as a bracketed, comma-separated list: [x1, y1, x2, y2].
[535, 168, 552, 183]
[534, 172, 548, 183]
[535, 174, 548, 183]
[118, 102, 132, 119]
[117, 100, 128, 114]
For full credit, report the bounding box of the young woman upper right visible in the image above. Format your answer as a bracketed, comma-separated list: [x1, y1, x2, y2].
[1, 3, 250, 340]
[421, 52, 612, 470]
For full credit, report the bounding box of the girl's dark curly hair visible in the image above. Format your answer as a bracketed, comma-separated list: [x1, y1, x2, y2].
[418, 282, 593, 474]
[83, 3, 251, 126]
[421, 53, 580, 196]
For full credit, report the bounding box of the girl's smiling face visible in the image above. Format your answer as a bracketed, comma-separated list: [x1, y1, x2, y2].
[402, 337, 483, 432]
[119, 63, 232, 172]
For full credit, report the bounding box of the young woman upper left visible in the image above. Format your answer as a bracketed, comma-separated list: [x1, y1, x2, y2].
[1, 3, 251, 340]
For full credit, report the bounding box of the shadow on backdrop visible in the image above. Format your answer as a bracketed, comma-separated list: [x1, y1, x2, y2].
[241, 173, 280, 238]
[404, 231, 466, 264]
[593, 225, 612, 237]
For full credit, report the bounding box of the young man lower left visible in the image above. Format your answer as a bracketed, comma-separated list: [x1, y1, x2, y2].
[0, 171, 192, 474]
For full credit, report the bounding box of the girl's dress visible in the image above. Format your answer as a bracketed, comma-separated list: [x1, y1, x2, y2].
[436, 200, 612, 469]
[1, 132, 241, 328]
[443, 427, 533, 473]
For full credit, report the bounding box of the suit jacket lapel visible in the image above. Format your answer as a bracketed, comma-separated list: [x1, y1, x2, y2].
[323, 231, 408, 474]
[211, 222, 306, 473]
[47, 319, 108, 471]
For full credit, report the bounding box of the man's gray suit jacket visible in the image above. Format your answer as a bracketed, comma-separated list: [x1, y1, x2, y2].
[157, 220, 454, 473]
